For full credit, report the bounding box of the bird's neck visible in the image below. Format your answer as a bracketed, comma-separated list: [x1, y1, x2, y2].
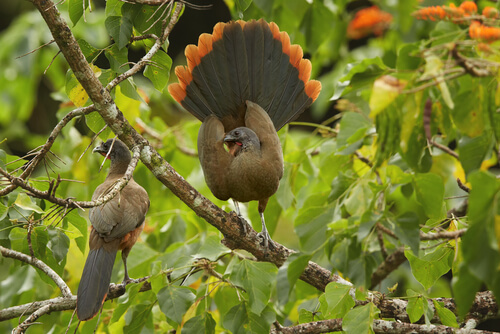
[106, 159, 130, 177]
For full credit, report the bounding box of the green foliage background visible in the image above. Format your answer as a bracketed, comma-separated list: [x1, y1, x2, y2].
[1, 0, 500, 333]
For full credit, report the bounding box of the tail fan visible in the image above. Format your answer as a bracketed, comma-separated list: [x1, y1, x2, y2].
[168, 19, 321, 131]
[76, 248, 117, 321]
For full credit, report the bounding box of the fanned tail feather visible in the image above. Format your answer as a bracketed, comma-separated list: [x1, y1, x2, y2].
[168, 19, 322, 130]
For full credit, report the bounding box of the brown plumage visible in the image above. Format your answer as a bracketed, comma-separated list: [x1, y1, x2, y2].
[76, 139, 150, 321]
[168, 19, 321, 248]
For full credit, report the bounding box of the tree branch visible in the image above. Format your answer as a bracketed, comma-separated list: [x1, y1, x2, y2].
[273, 318, 497, 334]
[0, 106, 94, 197]
[370, 247, 406, 289]
[0, 145, 141, 210]
[27, 0, 350, 294]
[21, 0, 499, 332]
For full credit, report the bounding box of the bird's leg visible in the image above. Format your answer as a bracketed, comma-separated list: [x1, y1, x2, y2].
[258, 212, 276, 249]
[258, 199, 276, 250]
[121, 250, 133, 284]
[233, 200, 247, 234]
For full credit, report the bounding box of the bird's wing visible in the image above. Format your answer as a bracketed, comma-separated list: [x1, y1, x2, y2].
[90, 180, 149, 240]
[244, 101, 283, 174]
[197, 115, 233, 200]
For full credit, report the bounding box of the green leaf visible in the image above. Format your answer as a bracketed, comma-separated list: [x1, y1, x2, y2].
[328, 172, 355, 203]
[324, 282, 355, 318]
[182, 312, 216, 334]
[277, 253, 311, 304]
[393, 212, 420, 255]
[336, 112, 371, 154]
[144, 50, 172, 92]
[111, 283, 143, 323]
[337, 58, 388, 97]
[405, 247, 453, 290]
[157, 285, 196, 325]
[295, 204, 335, 252]
[105, 16, 133, 50]
[48, 229, 70, 263]
[85, 112, 111, 138]
[342, 302, 379, 334]
[406, 289, 425, 323]
[298, 308, 314, 323]
[396, 44, 422, 71]
[65, 210, 87, 237]
[344, 179, 373, 217]
[252, 0, 274, 17]
[192, 234, 231, 261]
[300, 1, 336, 51]
[452, 264, 481, 317]
[234, 0, 253, 13]
[105, 0, 124, 17]
[230, 259, 277, 315]
[433, 300, 458, 328]
[458, 133, 492, 175]
[123, 302, 154, 334]
[33, 226, 49, 259]
[105, 44, 129, 74]
[222, 303, 275, 334]
[413, 173, 444, 219]
[68, 0, 89, 26]
[128, 3, 163, 36]
[0, 201, 9, 221]
[14, 193, 44, 214]
[462, 171, 500, 288]
[78, 39, 100, 63]
[452, 85, 486, 137]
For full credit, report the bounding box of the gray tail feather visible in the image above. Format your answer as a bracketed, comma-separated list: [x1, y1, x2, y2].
[181, 20, 314, 130]
[76, 248, 117, 321]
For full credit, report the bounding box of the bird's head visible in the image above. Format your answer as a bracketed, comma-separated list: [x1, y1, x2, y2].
[93, 139, 131, 162]
[224, 127, 260, 156]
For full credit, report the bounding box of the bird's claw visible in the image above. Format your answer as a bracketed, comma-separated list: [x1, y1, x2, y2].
[122, 277, 138, 285]
[257, 231, 276, 251]
[235, 213, 248, 235]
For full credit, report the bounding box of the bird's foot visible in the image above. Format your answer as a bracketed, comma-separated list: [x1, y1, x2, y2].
[235, 213, 248, 235]
[122, 276, 139, 285]
[257, 231, 276, 251]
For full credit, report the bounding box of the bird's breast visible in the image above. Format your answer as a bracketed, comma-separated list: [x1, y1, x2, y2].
[226, 153, 282, 202]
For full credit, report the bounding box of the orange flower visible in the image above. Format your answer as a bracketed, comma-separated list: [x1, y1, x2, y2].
[459, 1, 477, 15]
[443, 3, 465, 20]
[413, 6, 447, 21]
[469, 20, 500, 42]
[347, 6, 393, 39]
[483, 6, 499, 19]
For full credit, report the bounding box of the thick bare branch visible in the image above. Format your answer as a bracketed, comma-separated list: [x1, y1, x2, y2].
[420, 228, 466, 241]
[273, 318, 496, 334]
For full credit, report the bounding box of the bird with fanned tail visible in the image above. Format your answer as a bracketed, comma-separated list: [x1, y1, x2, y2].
[168, 19, 321, 249]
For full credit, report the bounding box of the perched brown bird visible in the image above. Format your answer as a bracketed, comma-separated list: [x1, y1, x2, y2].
[168, 19, 321, 248]
[76, 139, 150, 321]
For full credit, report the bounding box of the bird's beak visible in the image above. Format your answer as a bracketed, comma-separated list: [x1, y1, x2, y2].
[223, 134, 237, 143]
[92, 143, 107, 155]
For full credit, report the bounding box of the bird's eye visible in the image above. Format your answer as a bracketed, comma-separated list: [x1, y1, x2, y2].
[234, 131, 240, 136]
